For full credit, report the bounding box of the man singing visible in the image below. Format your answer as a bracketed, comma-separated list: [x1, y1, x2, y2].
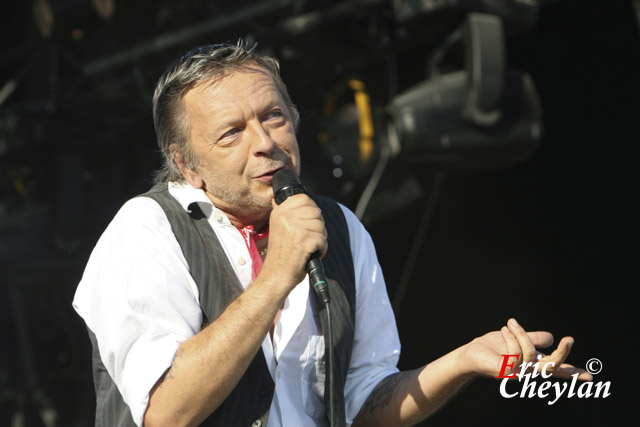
[73, 41, 591, 427]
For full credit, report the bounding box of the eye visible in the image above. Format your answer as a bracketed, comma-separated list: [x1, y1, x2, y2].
[265, 109, 284, 120]
[221, 127, 241, 139]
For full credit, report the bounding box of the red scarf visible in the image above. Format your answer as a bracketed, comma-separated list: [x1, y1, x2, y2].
[238, 225, 269, 280]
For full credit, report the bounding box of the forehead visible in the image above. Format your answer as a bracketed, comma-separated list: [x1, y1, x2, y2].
[185, 68, 283, 111]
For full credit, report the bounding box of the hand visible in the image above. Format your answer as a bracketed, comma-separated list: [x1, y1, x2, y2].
[462, 318, 593, 381]
[260, 194, 327, 290]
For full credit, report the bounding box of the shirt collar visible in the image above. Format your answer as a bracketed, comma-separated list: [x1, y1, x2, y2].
[168, 181, 227, 224]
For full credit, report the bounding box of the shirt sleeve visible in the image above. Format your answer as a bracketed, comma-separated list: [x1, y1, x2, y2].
[72, 197, 203, 426]
[339, 205, 401, 423]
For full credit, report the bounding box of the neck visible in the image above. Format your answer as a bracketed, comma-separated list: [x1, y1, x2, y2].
[222, 208, 270, 232]
[200, 186, 272, 231]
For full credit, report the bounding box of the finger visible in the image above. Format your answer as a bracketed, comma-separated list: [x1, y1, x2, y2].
[291, 216, 326, 236]
[500, 326, 522, 370]
[498, 327, 520, 377]
[294, 205, 325, 221]
[507, 318, 537, 363]
[526, 331, 555, 349]
[544, 336, 574, 367]
[281, 193, 317, 209]
[271, 194, 305, 213]
[318, 238, 329, 259]
[272, 205, 324, 233]
[307, 222, 328, 237]
[551, 363, 593, 381]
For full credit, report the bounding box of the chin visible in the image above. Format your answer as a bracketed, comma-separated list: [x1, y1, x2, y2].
[245, 192, 273, 211]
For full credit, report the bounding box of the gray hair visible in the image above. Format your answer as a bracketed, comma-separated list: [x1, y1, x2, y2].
[152, 40, 300, 183]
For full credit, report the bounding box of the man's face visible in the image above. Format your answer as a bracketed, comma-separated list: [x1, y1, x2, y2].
[180, 68, 300, 223]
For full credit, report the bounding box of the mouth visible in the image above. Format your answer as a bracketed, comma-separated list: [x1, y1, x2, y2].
[255, 166, 285, 182]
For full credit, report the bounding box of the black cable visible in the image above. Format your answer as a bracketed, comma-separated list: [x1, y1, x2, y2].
[272, 169, 344, 425]
[324, 301, 336, 426]
[392, 170, 446, 313]
[317, 299, 344, 427]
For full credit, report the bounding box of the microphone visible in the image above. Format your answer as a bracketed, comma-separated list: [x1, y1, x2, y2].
[272, 169, 330, 305]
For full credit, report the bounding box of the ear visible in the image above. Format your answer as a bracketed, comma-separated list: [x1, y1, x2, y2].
[173, 150, 204, 189]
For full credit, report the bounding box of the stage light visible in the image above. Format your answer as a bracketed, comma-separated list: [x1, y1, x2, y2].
[386, 13, 543, 170]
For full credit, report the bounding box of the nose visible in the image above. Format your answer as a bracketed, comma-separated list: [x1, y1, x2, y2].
[250, 121, 277, 157]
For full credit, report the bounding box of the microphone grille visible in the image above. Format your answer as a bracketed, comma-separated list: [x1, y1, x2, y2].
[272, 169, 306, 205]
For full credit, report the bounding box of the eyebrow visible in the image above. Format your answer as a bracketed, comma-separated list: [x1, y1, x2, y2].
[214, 97, 286, 132]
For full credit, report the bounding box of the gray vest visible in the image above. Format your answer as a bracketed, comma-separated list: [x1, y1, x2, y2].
[89, 184, 355, 426]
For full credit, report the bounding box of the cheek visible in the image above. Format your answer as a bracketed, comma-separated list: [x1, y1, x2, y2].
[209, 146, 250, 174]
[279, 129, 299, 155]
[289, 139, 301, 170]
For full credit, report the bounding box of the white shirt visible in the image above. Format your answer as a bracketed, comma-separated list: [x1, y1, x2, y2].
[73, 181, 400, 426]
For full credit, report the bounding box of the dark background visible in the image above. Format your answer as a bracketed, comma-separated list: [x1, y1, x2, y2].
[0, 0, 636, 425]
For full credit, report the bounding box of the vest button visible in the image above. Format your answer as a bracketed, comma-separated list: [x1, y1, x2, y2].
[251, 420, 262, 427]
